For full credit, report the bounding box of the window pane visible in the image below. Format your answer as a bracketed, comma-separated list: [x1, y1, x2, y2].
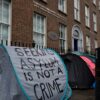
[36, 15, 40, 33]
[41, 17, 44, 33]
[59, 24, 66, 53]
[33, 14, 36, 32]
[95, 40, 98, 48]
[58, 0, 66, 12]
[2, 25, 8, 40]
[99, 1, 100, 10]
[58, 0, 61, 10]
[33, 13, 45, 48]
[3, 3, 9, 24]
[85, 6, 87, 16]
[74, 0, 77, 8]
[74, 9, 76, 19]
[33, 32, 37, 43]
[93, 13, 97, 31]
[34, 34, 44, 49]
[0, 25, 1, 39]
[34, 14, 45, 34]
[0, 0, 10, 45]
[77, 0, 80, 8]
[85, 5, 90, 27]
[93, 0, 96, 4]
[60, 0, 63, 10]
[74, 0, 80, 21]
[94, 23, 97, 31]
[0, 1, 2, 22]
[86, 36, 91, 52]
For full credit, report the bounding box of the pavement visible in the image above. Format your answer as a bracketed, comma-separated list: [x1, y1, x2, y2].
[69, 89, 95, 100]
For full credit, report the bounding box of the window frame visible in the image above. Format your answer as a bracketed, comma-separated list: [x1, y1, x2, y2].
[74, 0, 80, 21]
[85, 5, 90, 27]
[59, 24, 67, 54]
[0, 0, 11, 45]
[99, 1, 100, 10]
[86, 36, 91, 52]
[93, 13, 97, 32]
[94, 39, 98, 48]
[58, 0, 67, 14]
[93, 0, 96, 5]
[33, 13, 46, 49]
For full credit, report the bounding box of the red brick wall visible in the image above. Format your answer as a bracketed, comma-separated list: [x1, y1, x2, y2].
[67, 0, 99, 53]
[11, 0, 33, 46]
[33, 0, 67, 51]
[11, 0, 99, 52]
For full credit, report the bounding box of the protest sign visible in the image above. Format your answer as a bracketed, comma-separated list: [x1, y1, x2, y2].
[0, 46, 72, 100]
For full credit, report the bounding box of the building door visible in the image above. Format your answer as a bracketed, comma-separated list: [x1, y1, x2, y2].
[74, 38, 78, 51]
[72, 25, 84, 52]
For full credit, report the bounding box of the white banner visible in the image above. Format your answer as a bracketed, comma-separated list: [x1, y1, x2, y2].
[5, 46, 72, 100]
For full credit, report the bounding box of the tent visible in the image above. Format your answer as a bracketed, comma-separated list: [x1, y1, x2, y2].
[80, 56, 95, 77]
[72, 51, 96, 63]
[61, 53, 95, 89]
[0, 45, 72, 100]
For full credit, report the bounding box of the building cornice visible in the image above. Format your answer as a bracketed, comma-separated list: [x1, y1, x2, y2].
[33, 0, 66, 21]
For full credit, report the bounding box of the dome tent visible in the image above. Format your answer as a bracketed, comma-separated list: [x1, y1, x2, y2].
[0, 46, 27, 100]
[80, 55, 96, 89]
[0, 45, 72, 100]
[80, 56, 95, 77]
[72, 51, 96, 77]
[61, 53, 95, 89]
[72, 51, 96, 63]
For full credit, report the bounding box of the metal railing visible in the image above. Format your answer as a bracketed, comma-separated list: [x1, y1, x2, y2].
[0, 40, 61, 54]
[0, 40, 33, 47]
[0, 40, 8, 45]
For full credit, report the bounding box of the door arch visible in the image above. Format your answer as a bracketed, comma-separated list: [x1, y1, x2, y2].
[72, 25, 84, 52]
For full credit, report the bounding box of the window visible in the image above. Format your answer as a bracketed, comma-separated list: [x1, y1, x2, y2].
[94, 39, 98, 48]
[93, 13, 97, 32]
[74, 0, 80, 21]
[58, 0, 66, 13]
[33, 13, 46, 49]
[99, 1, 100, 10]
[59, 24, 67, 53]
[0, 0, 10, 45]
[86, 36, 91, 52]
[93, 0, 96, 5]
[85, 5, 90, 27]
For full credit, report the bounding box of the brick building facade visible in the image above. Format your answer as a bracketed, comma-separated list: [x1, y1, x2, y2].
[0, 0, 100, 54]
